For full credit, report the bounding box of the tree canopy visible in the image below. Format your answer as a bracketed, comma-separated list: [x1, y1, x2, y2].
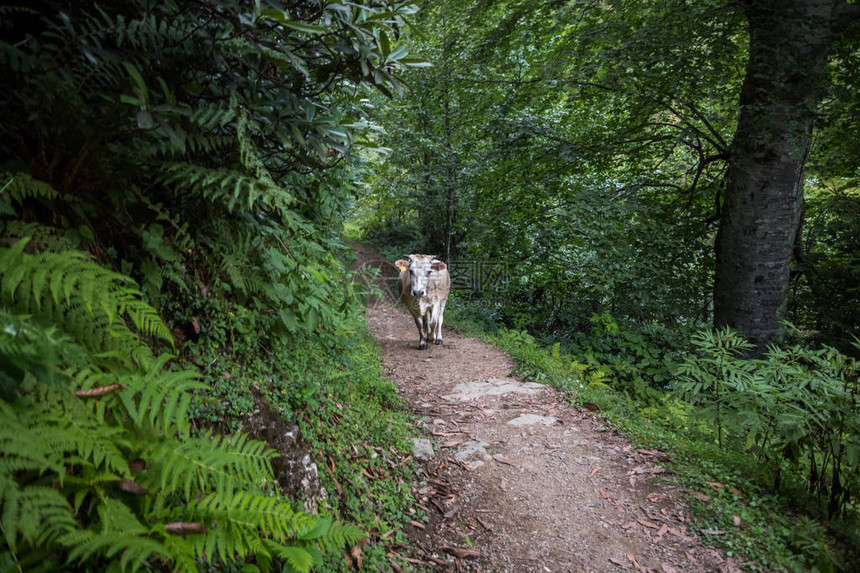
[362, 0, 860, 352]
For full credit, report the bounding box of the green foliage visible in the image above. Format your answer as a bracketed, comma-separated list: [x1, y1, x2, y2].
[0, 244, 362, 572]
[674, 328, 756, 448]
[0, 1, 424, 571]
[358, 0, 855, 351]
[262, 322, 419, 571]
[675, 328, 860, 519]
[0, 237, 171, 354]
[173, 266, 420, 571]
[358, 0, 732, 340]
[0, 0, 420, 347]
[790, 184, 860, 353]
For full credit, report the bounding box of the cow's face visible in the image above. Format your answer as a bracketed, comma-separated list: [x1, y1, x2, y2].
[395, 254, 446, 297]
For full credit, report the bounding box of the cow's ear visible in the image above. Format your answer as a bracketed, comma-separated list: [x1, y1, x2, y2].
[395, 259, 409, 272]
[431, 261, 447, 271]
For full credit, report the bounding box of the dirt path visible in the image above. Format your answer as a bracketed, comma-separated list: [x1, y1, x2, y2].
[352, 242, 743, 573]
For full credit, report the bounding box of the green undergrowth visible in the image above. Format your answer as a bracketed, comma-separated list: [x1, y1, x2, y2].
[183, 302, 420, 572]
[445, 300, 858, 572]
[289, 328, 420, 571]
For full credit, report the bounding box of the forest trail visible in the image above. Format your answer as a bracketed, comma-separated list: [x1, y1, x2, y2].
[352, 242, 745, 573]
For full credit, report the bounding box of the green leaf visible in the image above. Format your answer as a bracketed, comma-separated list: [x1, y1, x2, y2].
[385, 44, 408, 62]
[398, 57, 432, 68]
[259, 10, 326, 34]
[122, 61, 149, 106]
[377, 31, 391, 57]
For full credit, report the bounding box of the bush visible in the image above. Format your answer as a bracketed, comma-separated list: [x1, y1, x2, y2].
[675, 327, 860, 518]
[0, 242, 362, 572]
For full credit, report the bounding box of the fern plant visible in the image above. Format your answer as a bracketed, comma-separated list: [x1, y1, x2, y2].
[674, 327, 757, 448]
[674, 327, 860, 517]
[0, 2, 421, 568]
[0, 242, 364, 572]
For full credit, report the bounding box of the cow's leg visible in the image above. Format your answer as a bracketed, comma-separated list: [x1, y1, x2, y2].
[427, 302, 439, 345]
[412, 316, 427, 350]
[411, 314, 427, 350]
[426, 305, 438, 345]
[434, 301, 447, 345]
[420, 311, 432, 350]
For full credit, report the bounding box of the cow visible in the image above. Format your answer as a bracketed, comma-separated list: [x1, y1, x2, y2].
[394, 254, 451, 350]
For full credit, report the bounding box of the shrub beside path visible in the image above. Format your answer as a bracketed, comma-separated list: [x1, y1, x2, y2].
[352, 241, 745, 573]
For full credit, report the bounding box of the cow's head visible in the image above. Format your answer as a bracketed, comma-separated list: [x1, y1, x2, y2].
[395, 254, 447, 297]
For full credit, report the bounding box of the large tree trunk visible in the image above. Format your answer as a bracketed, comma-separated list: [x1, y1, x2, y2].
[713, 0, 837, 353]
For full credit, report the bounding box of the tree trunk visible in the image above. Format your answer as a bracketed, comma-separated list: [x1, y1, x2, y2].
[713, 0, 837, 354]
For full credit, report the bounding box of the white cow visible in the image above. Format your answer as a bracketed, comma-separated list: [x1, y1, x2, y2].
[395, 254, 451, 350]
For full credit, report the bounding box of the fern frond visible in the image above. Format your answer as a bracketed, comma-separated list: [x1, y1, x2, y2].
[272, 544, 316, 573]
[1, 484, 76, 552]
[0, 241, 173, 358]
[0, 402, 66, 476]
[0, 221, 72, 252]
[190, 100, 238, 132]
[152, 432, 275, 502]
[114, 354, 204, 438]
[182, 491, 316, 568]
[0, 172, 59, 208]
[61, 499, 170, 572]
[303, 518, 365, 554]
[159, 162, 294, 214]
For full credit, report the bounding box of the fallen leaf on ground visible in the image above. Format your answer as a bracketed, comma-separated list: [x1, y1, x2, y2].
[627, 552, 645, 572]
[629, 465, 664, 475]
[638, 519, 660, 530]
[589, 467, 602, 478]
[733, 515, 742, 527]
[409, 520, 425, 530]
[117, 479, 149, 495]
[389, 551, 429, 566]
[350, 544, 363, 569]
[692, 492, 709, 502]
[164, 522, 205, 535]
[493, 454, 515, 466]
[442, 546, 480, 559]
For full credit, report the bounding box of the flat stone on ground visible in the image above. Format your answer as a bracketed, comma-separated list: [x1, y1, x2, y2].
[444, 377, 544, 402]
[454, 440, 491, 464]
[412, 438, 434, 461]
[506, 413, 560, 426]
